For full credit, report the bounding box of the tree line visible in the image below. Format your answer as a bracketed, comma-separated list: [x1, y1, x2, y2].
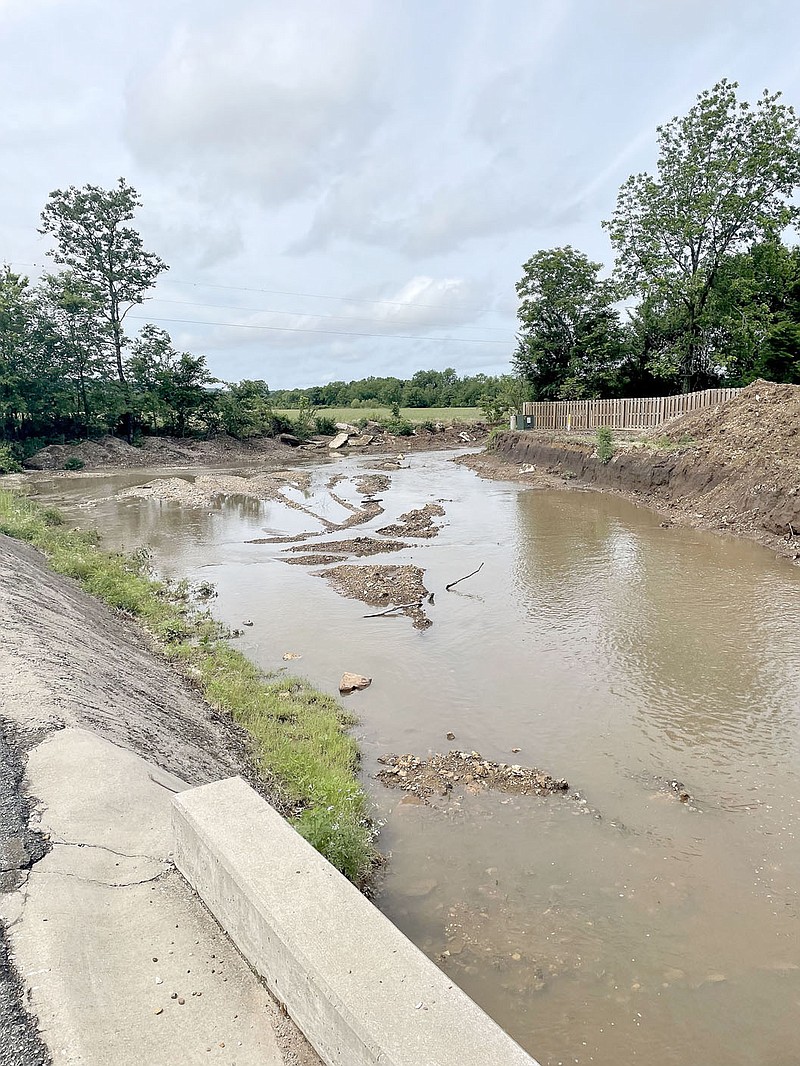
[0, 178, 517, 458]
[514, 80, 800, 399]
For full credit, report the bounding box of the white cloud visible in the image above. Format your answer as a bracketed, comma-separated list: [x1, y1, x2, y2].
[124, 2, 387, 205]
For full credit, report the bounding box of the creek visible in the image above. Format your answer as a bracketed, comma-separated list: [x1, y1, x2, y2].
[30, 450, 800, 1066]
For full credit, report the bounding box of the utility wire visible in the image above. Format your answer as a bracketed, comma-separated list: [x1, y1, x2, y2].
[126, 313, 510, 345]
[9, 259, 506, 317]
[148, 296, 512, 335]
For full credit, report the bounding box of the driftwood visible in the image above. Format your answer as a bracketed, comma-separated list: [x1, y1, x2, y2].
[363, 601, 422, 618]
[445, 562, 484, 591]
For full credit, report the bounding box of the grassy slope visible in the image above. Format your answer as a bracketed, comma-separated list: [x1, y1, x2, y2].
[274, 406, 483, 424]
[0, 489, 374, 885]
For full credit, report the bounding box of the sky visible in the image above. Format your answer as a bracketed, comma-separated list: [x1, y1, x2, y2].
[3, 0, 800, 389]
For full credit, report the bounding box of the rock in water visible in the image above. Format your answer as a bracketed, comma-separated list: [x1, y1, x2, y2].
[339, 672, 372, 694]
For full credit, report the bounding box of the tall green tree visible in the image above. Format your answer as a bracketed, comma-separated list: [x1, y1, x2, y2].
[604, 79, 800, 391]
[39, 178, 168, 434]
[129, 324, 215, 436]
[513, 246, 624, 399]
[38, 271, 109, 430]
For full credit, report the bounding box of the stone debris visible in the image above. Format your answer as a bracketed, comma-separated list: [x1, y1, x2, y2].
[320, 564, 432, 628]
[282, 553, 345, 566]
[354, 474, 391, 495]
[376, 750, 569, 801]
[377, 502, 445, 539]
[286, 536, 405, 559]
[328, 432, 351, 450]
[339, 672, 372, 694]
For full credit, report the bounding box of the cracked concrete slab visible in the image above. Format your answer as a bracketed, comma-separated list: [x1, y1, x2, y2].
[1, 726, 309, 1065]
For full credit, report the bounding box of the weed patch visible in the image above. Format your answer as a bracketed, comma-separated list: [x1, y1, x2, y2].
[595, 426, 614, 463]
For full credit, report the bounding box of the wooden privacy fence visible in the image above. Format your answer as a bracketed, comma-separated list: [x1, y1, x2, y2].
[520, 387, 742, 432]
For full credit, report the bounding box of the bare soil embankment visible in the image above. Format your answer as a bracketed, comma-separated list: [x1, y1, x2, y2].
[25, 422, 489, 473]
[461, 380, 800, 562]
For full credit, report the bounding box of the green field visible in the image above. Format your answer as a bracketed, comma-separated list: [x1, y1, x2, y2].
[274, 406, 483, 424]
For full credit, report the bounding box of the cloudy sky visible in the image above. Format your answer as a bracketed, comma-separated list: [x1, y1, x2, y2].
[3, 0, 800, 388]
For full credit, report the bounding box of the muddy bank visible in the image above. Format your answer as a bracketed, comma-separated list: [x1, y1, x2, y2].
[24, 423, 488, 473]
[24, 433, 300, 471]
[464, 381, 800, 562]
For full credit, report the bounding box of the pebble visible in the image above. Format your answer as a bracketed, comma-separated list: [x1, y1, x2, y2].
[178, 997, 185, 1005]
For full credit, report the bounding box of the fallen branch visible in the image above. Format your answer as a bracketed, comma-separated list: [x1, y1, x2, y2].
[445, 562, 484, 591]
[363, 601, 423, 618]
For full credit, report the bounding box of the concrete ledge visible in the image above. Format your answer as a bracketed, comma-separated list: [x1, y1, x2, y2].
[173, 777, 540, 1066]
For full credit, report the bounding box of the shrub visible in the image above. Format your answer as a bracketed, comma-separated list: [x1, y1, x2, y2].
[313, 415, 337, 436]
[596, 426, 614, 463]
[0, 443, 22, 474]
[63, 456, 85, 471]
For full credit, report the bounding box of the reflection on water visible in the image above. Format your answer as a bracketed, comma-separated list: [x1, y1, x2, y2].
[30, 456, 800, 1066]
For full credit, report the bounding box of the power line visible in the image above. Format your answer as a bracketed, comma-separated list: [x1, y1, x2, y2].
[8, 259, 506, 318]
[165, 279, 502, 317]
[148, 296, 512, 335]
[126, 313, 510, 346]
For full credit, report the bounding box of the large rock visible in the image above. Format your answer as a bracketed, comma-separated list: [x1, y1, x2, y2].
[329, 432, 350, 450]
[339, 672, 372, 694]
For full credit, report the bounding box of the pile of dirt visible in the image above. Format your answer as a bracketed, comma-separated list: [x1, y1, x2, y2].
[376, 751, 569, 801]
[286, 536, 406, 558]
[24, 433, 294, 471]
[354, 474, 391, 495]
[282, 553, 345, 566]
[119, 470, 311, 506]
[377, 502, 446, 539]
[320, 563, 431, 628]
[656, 379, 800, 479]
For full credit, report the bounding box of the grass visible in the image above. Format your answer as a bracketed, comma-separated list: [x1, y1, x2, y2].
[0, 488, 375, 885]
[274, 406, 483, 424]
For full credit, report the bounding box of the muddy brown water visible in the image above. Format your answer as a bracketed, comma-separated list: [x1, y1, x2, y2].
[28, 453, 800, 1066]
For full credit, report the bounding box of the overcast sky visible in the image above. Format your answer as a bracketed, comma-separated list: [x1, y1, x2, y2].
[3, 0, 800, 388]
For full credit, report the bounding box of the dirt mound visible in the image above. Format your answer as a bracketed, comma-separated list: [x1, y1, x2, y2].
[376, 751, 569, 801]
[657, 379, 800, 480]
[119, 470, 311, 506]
[24, 433, 294, 471]
[377, 503, 446, 539]
[286, 536, 405, 558]
[320, 563, 431, 628]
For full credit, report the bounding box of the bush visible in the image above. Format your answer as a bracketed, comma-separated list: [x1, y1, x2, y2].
[0, 443, 22, 474]
[63, 456, 85, 471]
[596, 426, 614, 463]
[386, 418, 414, 437]
[314, 415, 337, 436]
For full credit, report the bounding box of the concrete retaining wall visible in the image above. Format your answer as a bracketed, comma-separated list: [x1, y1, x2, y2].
[173, 777, 540, 1066]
